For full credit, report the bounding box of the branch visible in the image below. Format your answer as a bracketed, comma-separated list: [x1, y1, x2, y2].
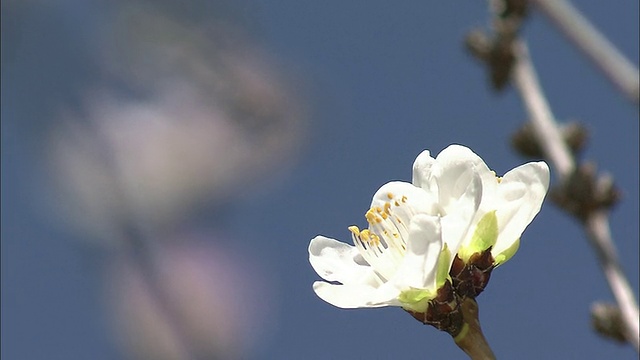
[511, 40, 640, 351]
[509, 42, 574, 179]
[454, 298, 497, 360]
[584, 211, 640, 349]
[530, 0, 640, 105]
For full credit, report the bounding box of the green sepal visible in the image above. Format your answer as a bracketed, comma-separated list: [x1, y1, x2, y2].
[399, 288, 435, 313]
[435, 244, 451, 288]
[459, 211, 498, 261]
[494, 237, 520, 266]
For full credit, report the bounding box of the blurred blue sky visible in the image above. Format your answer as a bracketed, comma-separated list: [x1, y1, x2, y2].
[2, 1, 638, 359]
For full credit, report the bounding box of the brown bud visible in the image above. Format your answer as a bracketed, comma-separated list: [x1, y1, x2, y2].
[406, 281, 465, 337]
[563, 122, 589, 156]
[450, 250, 495, 299]
[591, 302, 627, 343]
[550, 163, 620, 221]
[465, 30, 491, 62]
[488, 34, 517, 90]
[511, 121, 588, 159]
[493, 0, 529, 20]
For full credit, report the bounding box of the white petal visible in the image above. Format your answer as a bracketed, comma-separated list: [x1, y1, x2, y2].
[439, 167, 483, 255]
[308, 236, 379, 286]
[313, 281, 400, 309]
[412, 150, 438, 193]
[492, 161, 550, 256]
[370, 181, 439, 216]
[433, 144, 494, 211]
[390, 214, 442, 290]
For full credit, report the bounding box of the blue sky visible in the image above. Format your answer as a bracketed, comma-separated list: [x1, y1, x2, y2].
[2, 1, 638, 359]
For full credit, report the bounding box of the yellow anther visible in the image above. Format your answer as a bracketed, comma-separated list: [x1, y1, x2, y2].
[365, 209, 382, 224]
[490, 170, 503, 183]
[384, 202, 391, 214]
[365, 209, 374, 219]
[381, 212, 388, 220]
[386, 192, 394, 199]
[401, 195, 407, 203]
[370, 234, 381, 245]
[394, 200, 400, 206]
[348, 226, 360, 236]
[361, 229, 371, 241]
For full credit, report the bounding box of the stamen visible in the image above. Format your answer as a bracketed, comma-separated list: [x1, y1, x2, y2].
[491, 170, 502, 183]
[349, 192, 419, 281]
[384, 202, 391, 214]
[365, 209, 382, 224]
[348, 226, 360, 236]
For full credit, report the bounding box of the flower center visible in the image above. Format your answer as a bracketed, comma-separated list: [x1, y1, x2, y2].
[348, 192, 416, 281]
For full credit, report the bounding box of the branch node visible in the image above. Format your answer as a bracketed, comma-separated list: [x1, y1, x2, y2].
[550, 163, 621, 221]
[511, 120, 588, 159]
[591, 302, 628, 343]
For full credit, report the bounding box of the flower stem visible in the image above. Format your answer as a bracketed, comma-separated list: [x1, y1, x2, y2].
[453, 298, 496, 360]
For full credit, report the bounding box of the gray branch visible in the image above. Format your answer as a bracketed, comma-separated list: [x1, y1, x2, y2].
[511, 40, 640, 351]
[530, 0, 640, 105]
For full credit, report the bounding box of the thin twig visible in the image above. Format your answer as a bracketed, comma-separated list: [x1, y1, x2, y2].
[511, 40, 640, 351]
[530, 0, 640, 105]
[585, 211, 640, 349]
[509, 42, 575, 179]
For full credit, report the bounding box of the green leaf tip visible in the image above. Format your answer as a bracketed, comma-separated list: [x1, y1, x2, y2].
[494, 237, 520, 266]
[435, 244, 451, 287]
[460, 211, 498, 261]
[399, 288, 434, 313]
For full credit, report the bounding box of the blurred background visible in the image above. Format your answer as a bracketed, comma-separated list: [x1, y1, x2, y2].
[1, 1, 638, 359]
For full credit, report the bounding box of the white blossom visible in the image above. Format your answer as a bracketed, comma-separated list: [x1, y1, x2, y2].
[309, 144, 549, 312]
